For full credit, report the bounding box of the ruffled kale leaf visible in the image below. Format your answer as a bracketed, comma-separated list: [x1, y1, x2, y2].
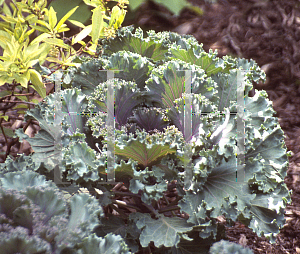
[8, 25, 291, 251]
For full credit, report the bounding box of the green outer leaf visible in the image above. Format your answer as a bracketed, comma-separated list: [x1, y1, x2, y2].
[66, 193, 103, 232]
[0, 126, 14, 137]
[59, 88, 89, 134]
[24, 42, 43, 63]
[68, 19, 86, 29]
[55, 6, 79, 32]
[54, 192, 104, 248]
[29, 69, 46, 98]
[61, 57, 110, 96]
[30, 33, 52, 45]
[169, 47, 226, 76]
[48, 6, 57, 30]
[13, 108, 65, 171]
[0, 31, 11, 48]
[0, 14, 17, 23]
[109, 5, 120, 27]
[25, 187, 66, 217]
[0, 227, 51, 253]
[0, 114, 8, 121]
[247, 184, 289, 243]
[129, 166, 168, 205]
[115, 139, 176, 168]
[29, 24, 50, 33]
[13, 88, 93, 174]
[57, 26, 70, 33]
[114, 9, 126, 30]
[101, 27, 169, 62]
[130, 212, 194, 248]
[106, 51, 155, 91]
[44, 38, 71, 49]
[91, 6, 103, 44]
[0, 76, 9, 86]
[186, 5, 204, 16]
[115, 127, 181, 168]
[2, 2, 12, 16]
[65, 141, 102, 182]
[14, 75, 28, 88]
[114, 159, 135, 186]
[0, 171, 56, 191]
[35, 19, 51, 31]
[78, 233, 131, 254]
[72, 24, 92, 44]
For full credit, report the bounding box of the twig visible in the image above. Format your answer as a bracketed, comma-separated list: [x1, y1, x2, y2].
[108, 203, 128, 219]
[0, 122, 8, 144]
[163, 195, 176, 216]
[158, 205, 181, 214]
[112, 199, 142, 212]
[23, 119, 32, 132]
[0, 102, 17, 111]
[112, 191, 141, 198]
[164, 195, 183, 207]
[111, 182, 124, 191]
[142, 202, 160, 218]
[4, 137, 19, 161]
[0, 93, 35, 101]
[5, 116, 25, 121]
[0, 100, 36, 106]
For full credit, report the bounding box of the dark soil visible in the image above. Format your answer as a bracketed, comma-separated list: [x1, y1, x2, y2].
[1, 0, 300, 253]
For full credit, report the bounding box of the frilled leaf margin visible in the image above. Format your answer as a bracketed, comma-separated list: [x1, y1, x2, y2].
[0, 26, 291, 253]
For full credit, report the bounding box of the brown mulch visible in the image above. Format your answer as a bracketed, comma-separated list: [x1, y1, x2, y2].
[2, 0, 300, 253]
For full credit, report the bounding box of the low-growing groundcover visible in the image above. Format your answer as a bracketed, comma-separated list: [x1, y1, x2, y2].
[0, 26, 292, 253]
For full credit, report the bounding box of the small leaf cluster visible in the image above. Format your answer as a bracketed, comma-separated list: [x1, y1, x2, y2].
[0, 0, 78, 94]
[0, 0, 128, 159]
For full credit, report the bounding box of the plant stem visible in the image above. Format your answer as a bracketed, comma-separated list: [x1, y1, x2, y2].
[0, 100, 36, 106]
[0, 93, 35, 100]
[163, 194, 176, 216]
[113, 191, 141, 198]
[141, 202, 160, 218]
[0, 122, 8, 145]
[109, 203, 128, 219]
[158, 205, 181, 214]
[112, 199, 142, 212]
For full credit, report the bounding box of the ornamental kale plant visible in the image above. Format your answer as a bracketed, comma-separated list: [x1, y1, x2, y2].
[0, 25, 291, 253]
[0, 170, 130, 253]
